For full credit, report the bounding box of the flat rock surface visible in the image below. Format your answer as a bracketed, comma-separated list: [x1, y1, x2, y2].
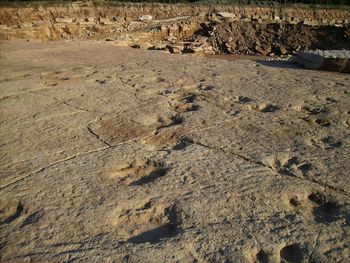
[0, 40, 350, 262]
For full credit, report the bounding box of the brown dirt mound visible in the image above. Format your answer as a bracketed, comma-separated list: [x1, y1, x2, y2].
[205, 21, 350, 55]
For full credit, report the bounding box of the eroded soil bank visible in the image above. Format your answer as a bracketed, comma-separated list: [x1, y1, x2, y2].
[206, 21, 350, 55]
[0, 39, 350, 262]
[0, 3, 349, 55]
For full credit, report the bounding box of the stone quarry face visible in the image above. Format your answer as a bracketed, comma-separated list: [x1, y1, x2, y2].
[0, 39, 350, 262]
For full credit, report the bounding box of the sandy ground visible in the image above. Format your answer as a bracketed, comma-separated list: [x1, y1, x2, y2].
[0, 40, 349, 262]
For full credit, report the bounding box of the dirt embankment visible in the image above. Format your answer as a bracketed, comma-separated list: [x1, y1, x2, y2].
[206, 22, 350, 55]
[0, 2, 349, 56]
[1, 2, 349, 26]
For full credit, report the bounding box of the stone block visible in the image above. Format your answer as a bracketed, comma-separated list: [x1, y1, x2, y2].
[216, 12, 236, 19]
[139, 15, 153, 22]
[292, 50, 350, 73]
[55, 18, 74, 23]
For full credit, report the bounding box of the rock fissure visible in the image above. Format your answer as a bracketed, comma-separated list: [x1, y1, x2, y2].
[86, 123, 112, 148]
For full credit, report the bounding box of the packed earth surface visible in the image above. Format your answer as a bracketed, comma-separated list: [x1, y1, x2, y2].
[0, 39, 350, 262]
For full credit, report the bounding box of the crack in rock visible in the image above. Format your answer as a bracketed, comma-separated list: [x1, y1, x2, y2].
[87, 123, 112, 147]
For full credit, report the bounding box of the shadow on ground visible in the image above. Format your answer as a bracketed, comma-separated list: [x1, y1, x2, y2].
[257, 60, 304, 69]
[127, 225, 183, 244]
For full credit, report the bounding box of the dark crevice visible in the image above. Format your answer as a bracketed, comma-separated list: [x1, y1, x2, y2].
[87, 124, 112, 147]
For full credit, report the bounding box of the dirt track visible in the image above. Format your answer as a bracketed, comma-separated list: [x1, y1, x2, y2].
[0, 40, 350, 262]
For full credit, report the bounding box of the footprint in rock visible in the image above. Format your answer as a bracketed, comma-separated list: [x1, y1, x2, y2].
[325, 97, 337, 104]
[171, 137, 194, 151]
[279, 244, 304, 263]
[198, 84, 214, 91]
[164, 114, 184, 127]
[287, 191, 347, 225]
[233, 96, 251, 104]
[143, 127, 191, 151]
[222, 95, 251, 108]
[248, 103, 278, 113]
[152, 114, 184, 134]
[132, 112, 183, 131]
[95, 79, 106, 84]
[128, 203, 181, 244]
[308, 136, 342, 149]
[108, 159, 168, 186]
[169, 95, 199, 113]
[168, 88, 200, 113]
[41, 72, 59, 86]
[269, 156, 312, 177]
[256, 249, 270, 263]
[299, 103, 328, 115]
[249, 244, 305, 263]
[313, 117, 331, 127]
[301, 115, 331, 127]
[307, 192, 344, 224]
[110, 199, 181, 243]
[298, 102, 331, 127]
